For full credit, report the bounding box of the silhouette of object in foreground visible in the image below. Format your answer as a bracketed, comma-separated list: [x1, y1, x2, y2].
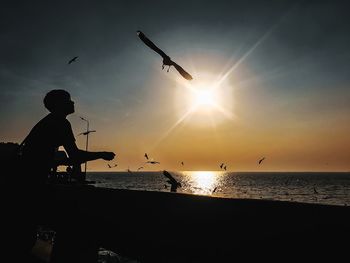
[137, 30, 193, 80]
[258, 157, 265, 164]
[162, 170, 182, 192]
[15, 89, 115, 262]
[68, 56, 78, 64]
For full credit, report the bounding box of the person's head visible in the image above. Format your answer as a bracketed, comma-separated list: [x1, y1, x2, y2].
[43, 89, 75, 116]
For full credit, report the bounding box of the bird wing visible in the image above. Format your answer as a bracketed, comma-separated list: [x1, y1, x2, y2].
[137, 31, 170, 60]
[171, 61, 193, 80]
[163, 170, 178, 184]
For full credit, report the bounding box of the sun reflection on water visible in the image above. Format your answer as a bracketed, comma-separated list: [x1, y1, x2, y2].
[186, 171, 220, 195]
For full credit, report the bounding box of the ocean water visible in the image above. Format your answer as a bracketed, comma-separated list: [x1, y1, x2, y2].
[87, 171, 350, 206]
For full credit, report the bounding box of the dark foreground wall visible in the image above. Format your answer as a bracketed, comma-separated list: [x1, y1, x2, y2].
[48, 185, 349, 263]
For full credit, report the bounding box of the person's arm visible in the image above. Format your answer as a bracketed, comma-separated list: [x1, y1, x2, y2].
[64, 141, 115, 164]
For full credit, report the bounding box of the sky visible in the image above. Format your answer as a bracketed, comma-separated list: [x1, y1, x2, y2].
[1, 0, 350, 172]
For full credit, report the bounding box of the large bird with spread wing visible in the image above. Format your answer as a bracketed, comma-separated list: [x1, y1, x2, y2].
[137, 30, 193, 81]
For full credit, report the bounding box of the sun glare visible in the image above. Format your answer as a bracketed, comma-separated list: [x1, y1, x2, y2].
[174, 72, 235, 123]
[194, 89, 215, 106]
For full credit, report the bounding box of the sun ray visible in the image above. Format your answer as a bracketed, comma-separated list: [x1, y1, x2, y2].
[150, 104, 197, 151]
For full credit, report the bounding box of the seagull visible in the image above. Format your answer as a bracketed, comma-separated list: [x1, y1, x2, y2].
[78, 130, 96, 136]
[144, 153, 149, 160]
[68, 56, 78, 64]
[137, 30, 193, 80]
[162, 170, 182, 192]
[258, 157, 265, 164]
[146, 161, 160, 164]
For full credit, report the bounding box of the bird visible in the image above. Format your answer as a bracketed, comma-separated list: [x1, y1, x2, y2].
[107, 164, 117, 168]
[162, 170, 182, 192]
[144, 153, 149, 160]
[220, 163, 224, 169]
[137, 30, 193, 80]
[181, 161, 184, 166]
[258, 157, 265, 164]
[78, 130, 96, 136]
[68, 56, 78, 64]
[212, 187, 218, 193]
[223, 165, 227, 171]
[146, 161, 160, 164]
[137, 166, 144, 171]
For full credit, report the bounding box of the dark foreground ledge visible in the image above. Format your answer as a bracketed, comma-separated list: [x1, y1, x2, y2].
[47, 184, 349, 262]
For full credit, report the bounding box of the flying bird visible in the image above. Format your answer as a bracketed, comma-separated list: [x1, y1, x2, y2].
[108, 164, 117, 168]
[146, 161, 160, 164]
[220, 163, 224, 169]
[223, 165, 227, 171]
[137, 166, 144, 171]
[78, 130, 96, 136]
[144, 153, 149, 160]
[68, 56, 78, 64]
[258, 157, 265, 164]
[137, 30, 193, 81]
[162, 170, 182, 192]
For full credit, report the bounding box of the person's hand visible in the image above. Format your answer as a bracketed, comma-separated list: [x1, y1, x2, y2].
[101, 151, 115, 161]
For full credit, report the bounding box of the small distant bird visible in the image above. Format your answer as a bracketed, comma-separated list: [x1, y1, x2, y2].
[127, 168, 132, 173]
[137, 166, 144, 171]
[107, 164, 117, 168]
[162, 170, 182, 192]
[181, 161, 184, 166]
[137, 30, 193, 80]
[68, 56, 78, 64]
[146, 161, 160, 164]
[144, 153, 149, 160]
[212, 187, 218, 193]
[220, 163, 224, 169]
[258, 157, 265, 164]
[223, 165, 227, 171]
[78, 130, 96, 136]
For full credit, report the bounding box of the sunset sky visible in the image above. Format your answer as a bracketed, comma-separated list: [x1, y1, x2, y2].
[1, 0, 350, 171]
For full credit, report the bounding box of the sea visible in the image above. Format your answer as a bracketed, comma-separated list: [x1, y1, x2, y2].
[87, 171, 350, 206]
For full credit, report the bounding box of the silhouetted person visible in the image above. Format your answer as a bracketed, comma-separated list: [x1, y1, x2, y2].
[15, 89, 115, 262]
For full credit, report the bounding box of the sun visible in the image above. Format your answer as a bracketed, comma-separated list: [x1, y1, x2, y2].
[193, 88, 216, 107]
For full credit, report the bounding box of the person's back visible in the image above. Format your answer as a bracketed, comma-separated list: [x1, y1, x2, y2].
[21, 113, 76, 185]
